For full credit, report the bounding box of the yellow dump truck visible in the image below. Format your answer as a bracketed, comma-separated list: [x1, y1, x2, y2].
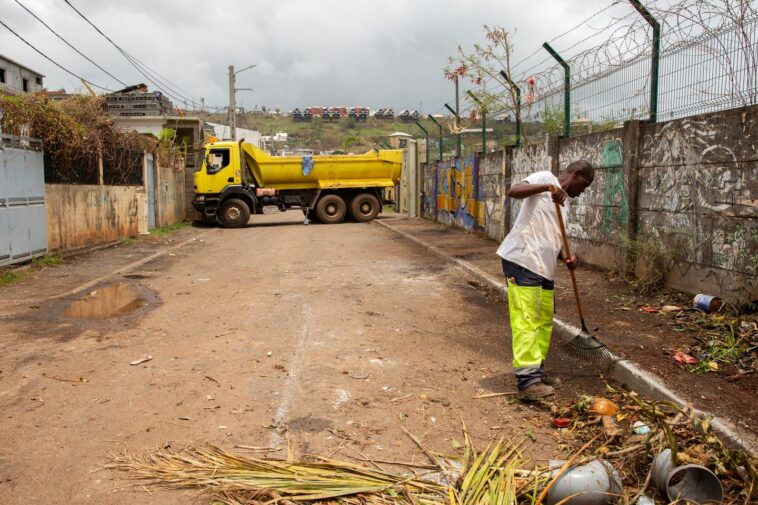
[193, 141, 402, 227]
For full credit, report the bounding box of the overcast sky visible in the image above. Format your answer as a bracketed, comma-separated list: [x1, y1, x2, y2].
[1, 0, 620, 114]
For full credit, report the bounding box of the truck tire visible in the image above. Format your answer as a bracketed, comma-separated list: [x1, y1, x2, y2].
[218, 198, 250, 228]
[315, 194, 346, 224]
[350, 193, 381, 222]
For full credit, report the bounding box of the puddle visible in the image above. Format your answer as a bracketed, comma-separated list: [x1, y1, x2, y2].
[64, 283, 146, 320]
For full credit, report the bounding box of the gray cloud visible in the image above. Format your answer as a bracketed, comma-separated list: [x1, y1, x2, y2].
[1, 0, 606, 113]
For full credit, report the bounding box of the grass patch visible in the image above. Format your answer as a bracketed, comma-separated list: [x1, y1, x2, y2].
[31, 254, 62, 267]
[0, 270, 24, 286]
[119, 236, 138, 245]
[149, 222, 187, 237]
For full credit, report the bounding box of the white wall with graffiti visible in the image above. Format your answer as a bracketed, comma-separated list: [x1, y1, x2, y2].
[419, 104, 758, 301]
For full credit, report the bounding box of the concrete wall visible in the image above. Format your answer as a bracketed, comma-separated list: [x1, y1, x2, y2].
[418, 104, 758, 302]
[480, 150, 507, 241]
[45, 160, 185, 252]
[636, 107, 758, 300]
[559, 129, 628, 271]
[155, 163, 186, 228]
[45, 184, 145, 252]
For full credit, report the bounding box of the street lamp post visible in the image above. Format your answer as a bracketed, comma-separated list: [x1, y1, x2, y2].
[229, 64, 257, 141]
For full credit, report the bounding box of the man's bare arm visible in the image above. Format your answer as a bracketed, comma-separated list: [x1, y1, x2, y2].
[507, 182, 567, 204]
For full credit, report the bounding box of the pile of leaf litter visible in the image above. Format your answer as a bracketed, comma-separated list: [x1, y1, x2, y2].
[108, 389, 757, 505]
[658, 304, 758, 377]
[549, 386, 757, 504]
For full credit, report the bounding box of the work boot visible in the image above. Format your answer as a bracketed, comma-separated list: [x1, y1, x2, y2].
[517, 381, 555, 401]
[541, 373, 562, 389]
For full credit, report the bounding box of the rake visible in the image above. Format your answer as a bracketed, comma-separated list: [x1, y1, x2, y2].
[554, 201, 615, 365]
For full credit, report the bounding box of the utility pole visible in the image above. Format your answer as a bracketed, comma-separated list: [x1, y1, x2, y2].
[228, 65, 236, 140]
[229, 64, 258, 141]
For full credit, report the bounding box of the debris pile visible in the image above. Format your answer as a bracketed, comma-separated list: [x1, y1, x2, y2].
[109, 389, 757, 504]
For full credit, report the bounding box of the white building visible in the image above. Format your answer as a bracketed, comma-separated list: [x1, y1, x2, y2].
[206, 122, 262, 148]
[0, 54, 44, 95]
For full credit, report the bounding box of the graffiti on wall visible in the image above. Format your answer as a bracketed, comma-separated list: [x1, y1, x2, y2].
[638, 111, 758, 281]
[436, 155, 484, 230]
[421, 162, 437, 219]
[600, 140, 628, 236]
[480, 152, 505, 241]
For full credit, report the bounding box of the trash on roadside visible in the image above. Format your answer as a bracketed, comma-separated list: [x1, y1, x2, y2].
[641, 306, 659, 314]
[652, 448, 724, 504]
[693, 293, 723, 313]
[636, 495, 654, 505]
[130, 355, 153, 365]
[660, 305, 682, 313]
[588, 397, 619, 416]
[547, 459, 622, 505]
[552, 417, 570, 428]
[632, 421, 650, 435]
[674, 351, 698, 365]
[601, 415, 621, 437]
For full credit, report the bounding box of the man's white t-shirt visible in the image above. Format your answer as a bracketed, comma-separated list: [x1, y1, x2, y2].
[496, 171, 568, 281]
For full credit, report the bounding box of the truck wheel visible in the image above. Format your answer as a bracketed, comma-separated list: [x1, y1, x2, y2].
[315, 194, 346, 224]
[218, 198, 250, 228]
[350, 193, 381, 222]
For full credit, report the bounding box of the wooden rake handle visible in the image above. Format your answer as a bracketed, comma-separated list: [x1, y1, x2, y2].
[553, 200, 588, 329]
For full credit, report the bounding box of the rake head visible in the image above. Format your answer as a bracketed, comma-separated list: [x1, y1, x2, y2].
[561, 329, 616, 367]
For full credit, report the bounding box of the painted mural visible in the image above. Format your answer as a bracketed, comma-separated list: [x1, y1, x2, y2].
[436, 155, 484, 230]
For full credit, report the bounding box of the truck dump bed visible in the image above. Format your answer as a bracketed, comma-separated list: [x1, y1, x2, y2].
[240, 143, 402, 191]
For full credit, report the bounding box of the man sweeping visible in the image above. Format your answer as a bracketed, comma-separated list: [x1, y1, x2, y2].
[496, 160, 595, 400]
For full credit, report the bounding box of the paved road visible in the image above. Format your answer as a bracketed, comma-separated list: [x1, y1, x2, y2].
[0, 212, 590, 503]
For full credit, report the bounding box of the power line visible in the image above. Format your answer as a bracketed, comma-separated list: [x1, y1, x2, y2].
[62, 0, 205, 107]
[14, 0, 127, 87]
[0, 17, 113, 91]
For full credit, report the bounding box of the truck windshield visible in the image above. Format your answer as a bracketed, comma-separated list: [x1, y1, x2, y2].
[205, 148, 230, 174]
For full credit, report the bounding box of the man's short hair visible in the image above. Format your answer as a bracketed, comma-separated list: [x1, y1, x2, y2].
[566, 159, 594, 180]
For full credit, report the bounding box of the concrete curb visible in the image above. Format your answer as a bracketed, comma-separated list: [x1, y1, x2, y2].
[377, 218, 758, 455]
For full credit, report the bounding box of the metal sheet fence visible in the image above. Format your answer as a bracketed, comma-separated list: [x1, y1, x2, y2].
[0, 135, 48, 266]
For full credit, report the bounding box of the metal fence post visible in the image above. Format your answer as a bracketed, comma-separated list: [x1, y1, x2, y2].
[444, 103, 461, 158]
[630, 0, 660, 123]
[499, 70, 521, 146]
[415, 121, 430, 163]
[466, 91, 487, 153]
[542, 42, 571, 137]
[428, 115, 444, 161]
